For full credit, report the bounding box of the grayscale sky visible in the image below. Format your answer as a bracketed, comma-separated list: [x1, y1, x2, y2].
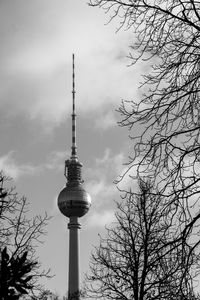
[0, 0, 143, 296]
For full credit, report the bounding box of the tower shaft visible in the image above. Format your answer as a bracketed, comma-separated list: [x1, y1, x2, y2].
[68, 217, 81, 300]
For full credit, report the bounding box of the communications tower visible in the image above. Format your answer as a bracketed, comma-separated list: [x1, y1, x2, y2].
[57, 54, 91, 300]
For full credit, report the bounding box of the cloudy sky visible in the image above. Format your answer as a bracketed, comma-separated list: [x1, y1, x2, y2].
[0, 0, 144, 296]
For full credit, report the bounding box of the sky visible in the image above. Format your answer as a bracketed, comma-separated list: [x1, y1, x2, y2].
[0, 0, 144, 296]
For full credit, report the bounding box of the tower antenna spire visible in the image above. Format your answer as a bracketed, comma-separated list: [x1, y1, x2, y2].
[71, 53, 77, 159]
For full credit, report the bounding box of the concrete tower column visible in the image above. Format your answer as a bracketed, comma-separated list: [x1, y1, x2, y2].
[68, 216, 81, 300]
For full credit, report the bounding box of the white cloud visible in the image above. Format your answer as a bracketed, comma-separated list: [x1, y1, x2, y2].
[95, 110, 117, 130]
[88, 209, 115, 228]
[85, 150, 138, 228]
[0, 152, 41, 179]
[87, 180, 107, 197]
[85, 150, 126, 219]
[0, 150, 69, 180]
[45, 151, 68, 171]
[0, 39, 139, 131]
[95, 148, 111, 165]
[86, 179, 116, 207]
[93, 148, 125, 175]
[87, 148, 139, 198]
[0, 0, 142, 132]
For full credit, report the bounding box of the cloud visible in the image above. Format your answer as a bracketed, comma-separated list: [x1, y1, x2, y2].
[86, 147, 140, 204]
[45, 151, 69, 171]
[0, 0, 142, 132]
[0, 152, 41, 179]
[95, 110, 117, 130]
[93, 148, 125, 176]
[86, 148, 126, 192]
[0, 150, 69, 180]
[1, 38, 138, 130]
[85, 150, 139, 228]
[84, 149, 125, 209]
[83, 149, 127, 229]
[95, 148, 111, 166]
[86, 179, 116, 207]
[88, 209, 115, 228]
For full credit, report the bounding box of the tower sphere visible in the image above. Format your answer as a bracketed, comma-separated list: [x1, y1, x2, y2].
[58, 184, 91, 218]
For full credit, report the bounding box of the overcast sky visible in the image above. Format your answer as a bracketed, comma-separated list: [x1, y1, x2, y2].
[0, 0, 144, 296]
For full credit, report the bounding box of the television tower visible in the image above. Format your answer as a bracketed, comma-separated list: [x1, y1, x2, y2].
[57, 54, 91, 300]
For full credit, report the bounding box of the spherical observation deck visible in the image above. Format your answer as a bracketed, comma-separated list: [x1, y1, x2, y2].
[57, 183, 91, 218]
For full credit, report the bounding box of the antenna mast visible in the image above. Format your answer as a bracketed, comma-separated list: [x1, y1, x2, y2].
[64, 54, 83, 181]
[71, 53, 77, 159]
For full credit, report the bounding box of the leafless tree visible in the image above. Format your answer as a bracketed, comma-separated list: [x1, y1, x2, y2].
[85, 180, 200, 300]
[89, 0, 200, 285]
[0, 172, 51, 296]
